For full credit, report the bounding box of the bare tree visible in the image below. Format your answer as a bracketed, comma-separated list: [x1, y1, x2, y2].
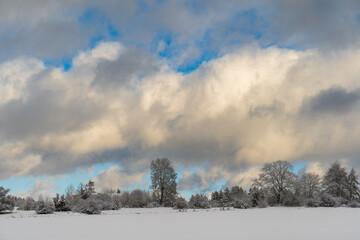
[253, 160, 296, 205]
[150, 158, 177, 206]
[65, 184, 75, 198]
[299, 173, 321, 199]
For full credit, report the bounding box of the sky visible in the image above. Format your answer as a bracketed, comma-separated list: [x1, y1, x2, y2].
[1, 0, 360, 199]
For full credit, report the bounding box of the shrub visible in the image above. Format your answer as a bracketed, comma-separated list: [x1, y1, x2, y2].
[305, 198, 321, 207]
[319, 193, 341, 207]
[0, 187, 14, 213]
[283, 193, 302, 207]
[189, 194, 210, 209]
[72, 198, 101, 214]
[256, 199, 268, 208]
[36, 198, 55, 214]
[147, 201, 161, 208]
[94, 193, 120, 210]
[120, 191, 131, 208]
[129, 190, 151, 208]
[19, 197, 36, 211]
[173, 197, 188, 210]
[348, 201, 360, 208]
[231, 197, 251, 209]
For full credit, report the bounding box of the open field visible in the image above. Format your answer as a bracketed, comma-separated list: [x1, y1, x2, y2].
[0, 207, 359, 240]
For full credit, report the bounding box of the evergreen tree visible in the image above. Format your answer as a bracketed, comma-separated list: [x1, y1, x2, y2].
[85, 180, 96, 195]
[323, 162, 348, 199]
[230, 186, 245, 199]
[347, 168, 360, 203]
[0, 187, 14, 213]
[53, 194, 71, 211]
[221, 188, 232, 207]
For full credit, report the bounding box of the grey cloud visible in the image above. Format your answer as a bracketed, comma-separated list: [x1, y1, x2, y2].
[93, 48, 159, 89]
[0, 88, 105, 140]
[300, 86, 360, 116]
[248, 101, 285, 118]
[178, 172, 203, 191]
[1, 0, 359, 62]
[267, 0, 360, 49]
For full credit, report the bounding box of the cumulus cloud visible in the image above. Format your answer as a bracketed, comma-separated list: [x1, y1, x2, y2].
[18, 179, 55, 199]
[92, 166, 146, 191]
[1, 41, 360, 192]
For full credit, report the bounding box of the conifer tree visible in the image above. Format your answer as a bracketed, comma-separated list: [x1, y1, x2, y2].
[323, 162, 348, 199]
[0, 187, 14, 213]
[347, 168, 360, 203]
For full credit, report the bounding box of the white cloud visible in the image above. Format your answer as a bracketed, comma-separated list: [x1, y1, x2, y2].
[18, 179, 55, 199]
[92, 166, 146, 191]
[0, 41, 360, 182]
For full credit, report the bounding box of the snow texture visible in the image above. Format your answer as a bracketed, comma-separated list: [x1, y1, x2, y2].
[0, 207, 359, 240]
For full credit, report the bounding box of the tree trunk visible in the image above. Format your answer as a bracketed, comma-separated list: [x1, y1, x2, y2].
[160, 186, 164, 205]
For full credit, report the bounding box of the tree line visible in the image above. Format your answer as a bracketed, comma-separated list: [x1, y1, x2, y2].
[0, 158, 359, 215]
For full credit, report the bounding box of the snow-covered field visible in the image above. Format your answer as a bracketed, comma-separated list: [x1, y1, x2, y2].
[0, 207, 359, 240]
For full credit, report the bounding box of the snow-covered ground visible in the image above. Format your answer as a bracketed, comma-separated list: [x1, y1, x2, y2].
[0, 207, 359, 240]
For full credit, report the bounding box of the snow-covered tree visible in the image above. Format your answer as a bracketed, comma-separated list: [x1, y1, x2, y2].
[189, 194, 210, 209]
[129, 189, 151, 208]
[72, 198, 101, 214]
[230, 186, 246, 199]
[36, 196, 55, 214]
[150, 158, 177, 206]
[300, 173, 321, 199]
[221, 188, 232, 207]
[249, 186, 267, 207]
[253, 160, 296, 205]
[53, 194, 71, 211]
[322, 162, 348, 199]
[347, 168, 360, 203]
[85, 180, 95, 195]
[173, 196, 188, 210]
[0, 187, 14, 213]
[18, 197, 36, 211]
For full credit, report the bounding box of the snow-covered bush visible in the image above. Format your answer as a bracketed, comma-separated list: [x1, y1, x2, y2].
[348, 201, 360, 208]
[18, 197, 36, 211]
[72, 198, 101, 214]
[283, 193, 302, 207]
[173, 197, 188, 210]
[111, 194, 122, 209]
[147, 201, 161, 208]
[0, 187, 14, 213]
[319, 193, 341, 207]
[120, 191, 131, 207]
[256, 199, 268, 208]
[189, 194, 210, 209]
[129, 189, 151, 208]
[94, 193, 120, 210]
[53, 194, 71, 212]
[231, 197, 251, 209]
[304, 198, 321, 207]
[36, 197, 55, 214]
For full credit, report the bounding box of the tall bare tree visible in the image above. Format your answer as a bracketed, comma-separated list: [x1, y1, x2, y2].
[150, 158, 177, 206]
[300, 173, 321, 199]
[253, 160, 296, 205]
